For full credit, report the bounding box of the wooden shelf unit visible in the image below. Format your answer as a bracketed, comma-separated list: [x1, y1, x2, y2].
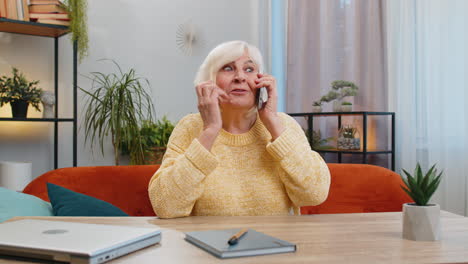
[288, 111, 395, 170]
[0, 18, 77, 169]
[0, 18, 69, 38]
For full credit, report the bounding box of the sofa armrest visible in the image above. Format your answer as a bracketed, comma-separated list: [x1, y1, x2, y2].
[301, 164, 413, 214]
[23, 165, 160, 216]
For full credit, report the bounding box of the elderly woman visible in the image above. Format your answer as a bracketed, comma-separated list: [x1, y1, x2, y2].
[148, 41, 330, 218]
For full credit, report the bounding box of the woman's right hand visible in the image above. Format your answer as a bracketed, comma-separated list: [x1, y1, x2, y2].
[196, 81, 228, 150]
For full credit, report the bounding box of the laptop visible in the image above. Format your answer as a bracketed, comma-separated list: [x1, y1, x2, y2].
[0, 219, 161, 264]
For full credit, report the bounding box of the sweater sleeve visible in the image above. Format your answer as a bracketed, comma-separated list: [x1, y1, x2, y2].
[265, 113, 331, 207]
[148, 114, 219, 218]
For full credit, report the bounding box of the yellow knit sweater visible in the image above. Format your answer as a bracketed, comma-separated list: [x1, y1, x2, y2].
[148, 113, 330, 218]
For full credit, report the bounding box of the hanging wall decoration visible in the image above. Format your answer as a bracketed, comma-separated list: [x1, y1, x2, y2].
[176, 19, 202, 56]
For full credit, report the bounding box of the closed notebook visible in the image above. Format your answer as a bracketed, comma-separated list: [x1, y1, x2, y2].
[185, 228, 296, 258]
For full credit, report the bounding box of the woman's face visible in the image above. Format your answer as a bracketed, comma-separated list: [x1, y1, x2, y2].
[215, 52, 259, 110]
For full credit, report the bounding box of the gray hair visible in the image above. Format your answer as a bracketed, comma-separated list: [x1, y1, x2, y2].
[194, 40, 264, 85]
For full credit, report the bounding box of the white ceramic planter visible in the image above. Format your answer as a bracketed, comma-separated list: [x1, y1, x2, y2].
[402, 203, 441, 241]
[312, 106, 322, 113]
[341, 105, 352, 112]
[332, 101, 342, 112]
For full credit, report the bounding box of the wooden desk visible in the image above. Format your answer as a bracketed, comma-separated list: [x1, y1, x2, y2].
[1, 211, 468, 264]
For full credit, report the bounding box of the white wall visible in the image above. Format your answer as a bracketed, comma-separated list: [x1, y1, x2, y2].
[0, 0, 265, 178]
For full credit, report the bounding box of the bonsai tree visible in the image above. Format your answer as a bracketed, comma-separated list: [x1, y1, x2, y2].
[80, 60, 155, 165]
[331, 80, 359, 100]
[319, 91, 339, 104]
[400, 163, 442, 206]
[312, 101, 323, 112]
[313, 80, 359, 107]
[121, 116, 176, 164]
[0, 67, 43, 118]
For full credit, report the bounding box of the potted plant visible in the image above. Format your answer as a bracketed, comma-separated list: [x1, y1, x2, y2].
[312, 101, 322, 112]
[311, 130, 334, 150]
[317, 91, 339, 111]
[304, 129, 334, 150]
[315, 80, 359, 112]
[0, 67, 43, 118]
[330, 80, 359, 112]
[121, 116, 175, 165]
[80, 60, 155, 165]
[62, 0, 89, 62]
[337, 125, 360, 150]
[400, 163, 442, 241]
[341, 101, 352, 112]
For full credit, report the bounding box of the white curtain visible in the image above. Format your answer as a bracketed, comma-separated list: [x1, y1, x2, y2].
[287, 0, 389, 167]
[387, 0, 468, 215]
[287, 0, 388, 113]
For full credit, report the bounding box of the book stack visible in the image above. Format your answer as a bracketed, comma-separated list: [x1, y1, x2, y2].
[28, 0, 69, 26]
[0, 0, 69, 26]
[0, 0, 31, 21]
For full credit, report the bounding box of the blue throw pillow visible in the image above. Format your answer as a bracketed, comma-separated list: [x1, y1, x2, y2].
[47, 183, 128, 217]
[0, 187, 54, 223]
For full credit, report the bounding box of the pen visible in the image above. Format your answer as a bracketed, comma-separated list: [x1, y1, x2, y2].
[228, 228, 248, 245]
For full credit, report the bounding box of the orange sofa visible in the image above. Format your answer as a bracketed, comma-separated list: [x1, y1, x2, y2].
[22, 164, 412, 216]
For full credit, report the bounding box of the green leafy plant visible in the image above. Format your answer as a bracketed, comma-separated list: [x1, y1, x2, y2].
[400, 163, 442, 206]
[319, 91, 339, 103]
[331, 80, 359, 100]
[342, 101, 352, 105]
[140, 117, 175, 148]
[80, 60, 155, 165]
[0, 67, 43, 111]
[304, 129, 334, 150]
[62, 0, 89, 62]
[312, 101, 322, 106]
[340, 126, 357, 138]
[121, 117, 175, 164]
[314, 80, 359, 105]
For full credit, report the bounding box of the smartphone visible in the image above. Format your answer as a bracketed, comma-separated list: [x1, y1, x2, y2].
[257, 87, 268, 109]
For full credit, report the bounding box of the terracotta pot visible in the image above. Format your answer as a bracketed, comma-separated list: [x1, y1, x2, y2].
[402, 203, 441, 241]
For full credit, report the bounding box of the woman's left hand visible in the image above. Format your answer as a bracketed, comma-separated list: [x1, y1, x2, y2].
[254, 73, 285, 140]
